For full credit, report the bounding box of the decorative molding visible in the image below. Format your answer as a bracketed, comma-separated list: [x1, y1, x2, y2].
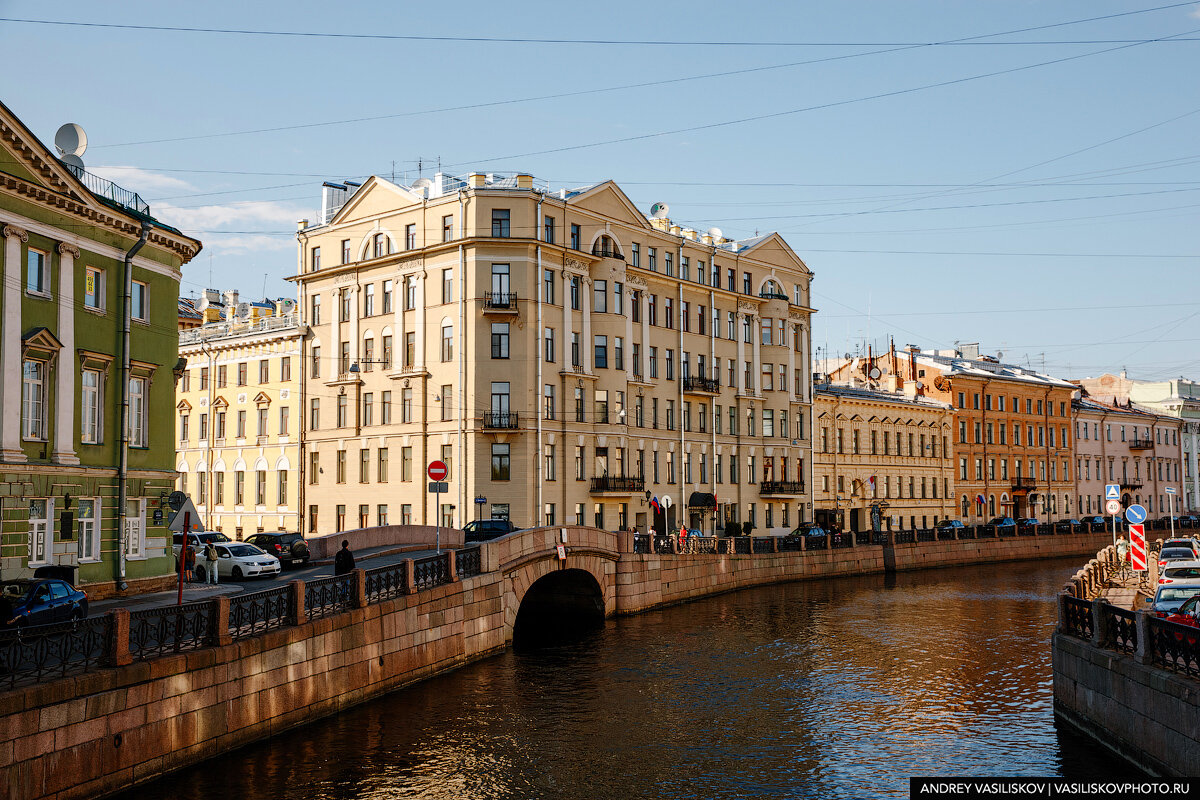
[2, 223, 28, 242]
[564, 257, 588, 274]
[56, 242, 81, 258]
[737, 300, 759, 313]
[624, 275, 647, 289]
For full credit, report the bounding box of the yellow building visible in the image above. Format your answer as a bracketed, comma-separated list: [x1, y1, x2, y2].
[292, 172, 815, 535]
[175, 292, 303, 536]
[814, 384, 955, 532]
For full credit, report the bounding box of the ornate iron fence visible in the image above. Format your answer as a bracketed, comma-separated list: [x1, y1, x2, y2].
[365, 562, 408, 604]
[0, 615, 112, 689]
[894, 531, 915, 544]
[916, 529, 935, 543]
[733, 537, 752, 555]
[229, 585, 293, 641]
[413, 553, 451, 592]
[129, 602, 215, 660]
[305, 575, 354, 620]
[632, 533, 650, 554]
[1101, 604, 1138, 654]
[829, 533, 853, 549]
[778, 536, 804, 552]
[1061, 595, 1094, 641]
[937, 529, 957, 541]
[806, 534, 829, 550]
[872, 531, 890, 545]
[457, 547, 482, 579]
[683, 537, 719, 555]
[751, 537, 775, 554]
[855, 532, 872, 546]
[1148, 617, 1200, 678]
[654, 535, 677, 553]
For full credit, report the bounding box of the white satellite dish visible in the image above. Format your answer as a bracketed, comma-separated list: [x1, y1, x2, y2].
[869, 368, 881, 380]
[412, 177, 433, 194]
[650, 202, 669, 219]
[54, 123, 88, 157]
[236, 302, 252, 319]
[706, 227, 723, 240]
[61, 153, 85, 176]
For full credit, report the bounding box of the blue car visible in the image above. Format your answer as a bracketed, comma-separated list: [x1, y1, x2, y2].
[1, 579, 88, 627]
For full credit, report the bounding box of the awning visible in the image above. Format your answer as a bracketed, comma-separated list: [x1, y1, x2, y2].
[688, 492, 717, 509]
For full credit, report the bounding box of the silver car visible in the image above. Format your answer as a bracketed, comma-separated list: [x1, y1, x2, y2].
[1148, 584, 1200, 614]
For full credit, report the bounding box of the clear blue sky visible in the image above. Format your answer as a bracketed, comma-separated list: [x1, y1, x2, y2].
[4, 1, 1199, 381]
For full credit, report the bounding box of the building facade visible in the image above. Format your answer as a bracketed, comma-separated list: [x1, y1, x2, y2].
[175, 294, 304, 537]
[292, 172, 815, 536]
[830, 345, 1079, 523]
[1073, 396, 1184, 518]
[1077, 373, 1200, 513]
[0, 100, 201, 590]
[813, 385, 954, 531]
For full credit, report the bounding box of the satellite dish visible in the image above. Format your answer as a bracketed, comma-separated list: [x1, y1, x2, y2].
[54, 123, 88, 157]
[412, 177, 433, 196]
[236, 302, 252, 319]
[167, 491, 187, 512]
[997, 351, 1004, 359]
[915, 381, 924, 390]
[869, 368, 881, 379]
[706, 227, 723, 240]
[61, 153, 85, 176]
[196, 295, 209, 311]
[650, 202, 669, 219]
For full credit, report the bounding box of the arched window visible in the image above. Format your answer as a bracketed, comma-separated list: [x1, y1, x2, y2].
[373, 233, 390, 258]
[961, 495, 969, 517]
[591, 235, 622, 259]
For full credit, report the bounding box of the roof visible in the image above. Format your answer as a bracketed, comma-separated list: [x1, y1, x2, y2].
[1074, 396, 1180, 422]
[816, 383, 952, 411]
[178, 297, 202, 320]
[915, 350, 1076, 390]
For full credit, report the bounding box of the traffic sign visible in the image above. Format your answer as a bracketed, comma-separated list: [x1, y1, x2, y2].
[1130, 524, 1147, 571]
[661, 495, 673, 509]
[427, 460, 448, 481]
[1167, 487, 1178, 495]
[475, 496, 487, 505]
[1125, 504, 1147, 525]
[1105, 484, 1121, 501]
[428, 481, 448, 493]
[1105, 499, 1122, 515]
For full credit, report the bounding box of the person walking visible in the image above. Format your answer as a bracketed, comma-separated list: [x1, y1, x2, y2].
[203, 541, 219, 585]
[334, 540, 356, 575]
[184, 544, 197, 583]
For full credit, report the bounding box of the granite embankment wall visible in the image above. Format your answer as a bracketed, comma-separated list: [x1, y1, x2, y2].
[2, 527, 1112, 800]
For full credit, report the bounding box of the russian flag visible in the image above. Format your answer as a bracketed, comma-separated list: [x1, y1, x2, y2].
[650, 496, 662, 514]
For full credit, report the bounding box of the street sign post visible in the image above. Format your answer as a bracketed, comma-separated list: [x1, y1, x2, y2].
[475, 496, 486, 523]
[1105, 484, 1120, 501]
[1167, 487, 1178, 537]
[1130, 524, 1147, 572]
[1105, 499, 1122, 515]
[427, 461, 448, 482]
[1125, 504, 1147, 525]
[427, 461, 449, 553]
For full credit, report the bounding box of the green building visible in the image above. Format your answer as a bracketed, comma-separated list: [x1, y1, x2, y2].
[0, 100, 201, 597]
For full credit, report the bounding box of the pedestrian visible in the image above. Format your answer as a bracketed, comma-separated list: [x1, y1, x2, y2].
[204, 541, 219, 585]
[334, 539, 356, 575]
[184, 544, 197, 583]
[1116, 535, 1129, 563]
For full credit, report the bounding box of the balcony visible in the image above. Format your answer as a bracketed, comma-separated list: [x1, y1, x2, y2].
[1012, 477, 1036, 492]
[481, 411, 519, 430]
[760, 480, 806, 496]
[683, 375, 720, 394]
[482, 292, 518, 313]
[758, 291, 789, 301]
[1129, 438, 1154, 450]
[590, 475, 644, 494]
[1121, 480, 1143, 490]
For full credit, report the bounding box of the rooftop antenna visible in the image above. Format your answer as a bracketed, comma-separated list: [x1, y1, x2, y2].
[418, 158, 423, 178]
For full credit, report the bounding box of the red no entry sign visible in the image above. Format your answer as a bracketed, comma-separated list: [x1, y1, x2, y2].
[427, 460, 448, 481]
[1130, 523, 1146, 571]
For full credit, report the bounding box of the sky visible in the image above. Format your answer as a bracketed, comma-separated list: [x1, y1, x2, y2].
[3, 1, 1199, 382]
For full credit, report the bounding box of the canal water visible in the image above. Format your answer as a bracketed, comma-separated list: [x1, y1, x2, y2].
[123, 557, 1135, 799]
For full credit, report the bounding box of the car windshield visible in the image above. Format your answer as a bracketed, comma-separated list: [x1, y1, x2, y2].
[200, 533, 232, 544]
[1178, 595, 1200, 614]
[0, 582, 34, 601]
[1165, 541, 1196, 549]
[227, 545, 263, 557]
[1164, 566, 1200, 579]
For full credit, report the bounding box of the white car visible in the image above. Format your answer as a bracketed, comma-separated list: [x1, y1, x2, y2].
[195, 543, 281, 581]
[1158, 559, 1200, 586]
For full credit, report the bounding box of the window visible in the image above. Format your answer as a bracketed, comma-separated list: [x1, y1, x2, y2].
[81, 369, 102, 443]
[570, 224, 581, 250]
[123, 499, 144, 559]
[492, 444, 511, 480]
[441, 444, 454, 481]
[442, 215, 454, 242]
[362, 393, 374, 426]
[441, 324, 454, 361]
[378, 448, 389, 482]
[440, 385, 451, 421]
[360, 448, 370, 483]
[381, 335, 392, 369]
[594, 279, 607, 313]
[404, 275, 417, 310]
[648, 247, 657, 271]
[544, 215, 556, 244]
[402, 388, 413, 423]
[84, 266, 104, 310]
[255, 470, 267, 505]
[492, 209, 510, 237]
[336, 450, 347, 483]
[310, 398, 320, 430]
[78, 498, 99, 562]
[235, 470, 247, 505]
[257, 407, 268, 437]
[337, 395, 347, 428]
[382, 280, 393, 313]
[128, 376, 147, 447]
[340, 238, 351, 264]
[594, 335, 608, 369]
[28, 499, 50, 564]
[544, 269, 556, 305]
[236, 362, 247, 386]
[373, 233, 389, 258]
[443, 268, 453, 303]
[236, 409, 247, 439]
[491, 323, 510, 358]
[26, 248, 50, 295]
[405, 223, 416, 250]
[131, 280, 147, 321]
[363, 284, 375, 317]
[544, 327, 555, 362]
[279, 406, 289, 436]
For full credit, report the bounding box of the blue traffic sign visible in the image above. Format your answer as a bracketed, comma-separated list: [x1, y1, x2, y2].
[1105, 484, 1121, 501]
[1125, 504, 1147, 525]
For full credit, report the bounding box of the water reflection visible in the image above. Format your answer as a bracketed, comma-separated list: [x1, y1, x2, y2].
[121, 558, 1138, 799]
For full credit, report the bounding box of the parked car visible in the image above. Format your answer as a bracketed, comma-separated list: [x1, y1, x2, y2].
[245, 532, 310, 567]
[1, 579, 88, 626]
[1079, 515, 1106, 526]
[935, 519, 965, 531]
[790, 523, 831, 537]
[462, 518, 519, 543]
[1160, 516, 1183, 527]
[1016, 518, 1039, 529]
[1147, 584, 1200, 615]
[1055, 518, 1082, 532]
[988, 517, 1017, 529]
[171, 531, 233, 559]
[1160, 594, 1200, 629]
[1157, 547, 1198, 571]
[1159, 559, 1200, 585]
[195, 543, 281, 581]
[1163, 538, 1200, 558]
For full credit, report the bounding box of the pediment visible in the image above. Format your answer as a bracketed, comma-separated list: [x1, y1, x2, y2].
[330, 176, 422, 224]
[177, 399, 192, 411]
[567, 181, 653, 230]
[253, 391, 272, 405]
[737, 233, 810, 274]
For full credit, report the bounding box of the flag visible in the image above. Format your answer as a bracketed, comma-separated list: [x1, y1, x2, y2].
[650, 496, 662, 514]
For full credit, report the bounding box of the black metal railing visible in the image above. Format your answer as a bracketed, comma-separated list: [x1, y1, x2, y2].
[365, 562, 408, 604]
[683, 537, 719, 555]
[0, 616, 112, 690]
[457, 547, 482, 579]
[1129, 438, 1154, 450]
[916, 529, 935, 542]
[752, 537, 774, 554]
[1012, 478, 1036, 491]
[759, 481, 806, 495]
[830, 533, 853, 549]
[1121, 481, 1142, 490]
[894, 530, 916, 544]
[481, 411, 519, 429]
[1102, 605, 1138, 654]
[229, 585, 293, 641]
[758, 291, 789, 301]
[482, 292, 518, 310]
[1148, 616, 1200, 678]
[937, 528, 957, 541]
[1061, 595, 1094, 641]
[633, 533, 651, 554]
[855, 532, 872, 546]
[590, 475, 645, 493]
[591, 246, 623, 259]
[655, 535, 678, 553]
[129, 602, 215, 660]
[305, 575, 354, 620]
[413, 553, 451, 592]
[683, 375, 720, 393]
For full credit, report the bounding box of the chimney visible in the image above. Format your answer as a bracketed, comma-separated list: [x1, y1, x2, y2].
[960, 342, 980, 361]
[515, 174, 533, 189]
[469, 173, 486, 188]
[224, 290, 238, 321]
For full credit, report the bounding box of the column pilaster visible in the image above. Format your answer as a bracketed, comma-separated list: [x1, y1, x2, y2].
[2, 224, 28, 461]
[53, 242, 80, 465]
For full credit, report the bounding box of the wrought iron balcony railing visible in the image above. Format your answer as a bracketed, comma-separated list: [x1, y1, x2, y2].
[482, 292, 518, 311]
[759, 480, 806, 495]
[481, 411, 519, 429]
[589, 475, 645, 493]
[1129, 438, 1154, 450]
[1012, 477, 1036, 491]
[683, 375, 720, 393]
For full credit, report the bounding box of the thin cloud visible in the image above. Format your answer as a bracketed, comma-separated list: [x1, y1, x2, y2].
[199, 233, 295, 256]
[155, 199, 308, 231]
[89, 165, 193, 194]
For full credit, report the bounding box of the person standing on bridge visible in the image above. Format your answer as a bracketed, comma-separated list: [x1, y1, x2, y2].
[334, 540, 356, 576]
[204, 542, 219, 585]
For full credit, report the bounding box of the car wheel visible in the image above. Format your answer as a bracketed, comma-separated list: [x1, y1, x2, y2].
[232, 566, 244, 580]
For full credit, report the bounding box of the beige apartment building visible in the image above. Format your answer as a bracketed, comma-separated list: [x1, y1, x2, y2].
[292, 172, 814, 536]
[175, 292, 304, 536]
[813, 384, 954, 531]
[1073, 396, 1183, 518]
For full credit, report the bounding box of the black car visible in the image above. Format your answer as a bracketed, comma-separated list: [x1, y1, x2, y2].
[463, 519, 519, 543]
[1, 579, 88, 626]
[1079, 516, 1106, 526]
[245, 532, 311, 567]
[1055, 518, 1082, 532]
[935, 519, 965, 530]
[1015, 518, 1039, 529]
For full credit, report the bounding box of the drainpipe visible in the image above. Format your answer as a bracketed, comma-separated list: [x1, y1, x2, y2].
[116, 220, 152, 590]
[536, 192, 544, 528]
[458, 190, 467, 528]
[678, 244, 685, 528]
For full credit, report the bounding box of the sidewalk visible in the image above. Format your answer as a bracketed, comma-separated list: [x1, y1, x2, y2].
[91, 582, 243, 614]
